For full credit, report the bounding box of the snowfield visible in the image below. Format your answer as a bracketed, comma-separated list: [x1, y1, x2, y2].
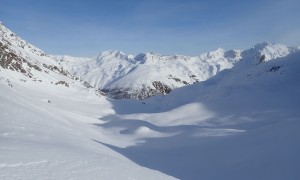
[0, 76, 174, 180]
[1, 22, 300, 179]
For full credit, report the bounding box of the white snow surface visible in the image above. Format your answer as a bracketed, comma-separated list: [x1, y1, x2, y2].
[1, 23, 300, 179]
[0, 78, 174, 180]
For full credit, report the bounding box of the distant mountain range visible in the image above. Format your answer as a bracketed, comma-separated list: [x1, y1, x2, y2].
[1, 22, 299, 100]
[53, 42, 297, 99]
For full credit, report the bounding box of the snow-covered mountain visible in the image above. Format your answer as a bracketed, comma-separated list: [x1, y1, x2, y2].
[0, 22, 99, 95]
[1, 22, 300, 180]
[0, 22, 68, 78]
[53, 49, 241, 99]
[54, 42, 296, 99]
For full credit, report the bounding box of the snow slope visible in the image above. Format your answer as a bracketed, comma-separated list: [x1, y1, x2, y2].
[0, 22, 73, 79]
[0, 77, 173, 180]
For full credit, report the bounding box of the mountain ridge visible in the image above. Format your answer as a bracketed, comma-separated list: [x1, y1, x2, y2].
[54, 41, 296, 99]
[0, 23, 98, 94]
[1, 22, 298, 100]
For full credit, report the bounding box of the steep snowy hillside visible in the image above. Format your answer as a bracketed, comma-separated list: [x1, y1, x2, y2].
[95, 48, 300, 179]
[0, 22, 97, 94]
[54, 48, 241, 99]
[0, 23, 69, 78]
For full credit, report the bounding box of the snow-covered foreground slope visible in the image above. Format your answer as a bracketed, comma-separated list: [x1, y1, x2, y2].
[0, 77, 174, 180]
[96, 49, 300, 179]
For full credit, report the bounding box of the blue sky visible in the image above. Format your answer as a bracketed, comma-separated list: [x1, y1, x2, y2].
[1, 0, 300, 56]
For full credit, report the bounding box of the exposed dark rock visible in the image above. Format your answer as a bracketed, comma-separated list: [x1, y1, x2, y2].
[152, 81, 172, 94]
[42, 64, 69, 76]
[100, 82, 172, 100]
[55, 81, 69, 87]
[269, 66, 282, 72]
[83, 81, 93, 88]
[100, 89, 110, 94]
[173, 78, 181, 82]
[0, 42, 41, 77]
[259, 54, 266, 63]
[95, 89, 106, 97]
[182, 81, 188, 85]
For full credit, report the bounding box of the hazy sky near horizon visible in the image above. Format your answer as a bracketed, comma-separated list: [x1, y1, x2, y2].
[1, 0, 300, 56]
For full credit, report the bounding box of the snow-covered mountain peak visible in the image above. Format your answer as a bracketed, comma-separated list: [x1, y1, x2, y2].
[208, 48, 225, 57]
[197, 48, 242, 64]
[224, 49, 242, 59]
[97, 50, 128, 60]
[134, 53, 147, 62]
[0, 23, 98, 94]
[0, 23, 48, 59]
[240, 42, 291, 66]
[143, 52, 163, 62]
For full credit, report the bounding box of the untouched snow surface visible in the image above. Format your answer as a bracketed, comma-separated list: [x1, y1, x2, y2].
[0, 75, 174, 180]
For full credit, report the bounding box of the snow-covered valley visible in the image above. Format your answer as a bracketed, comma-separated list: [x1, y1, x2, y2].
[0, 78, 175, 179]
[1, 22, 300, 179]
